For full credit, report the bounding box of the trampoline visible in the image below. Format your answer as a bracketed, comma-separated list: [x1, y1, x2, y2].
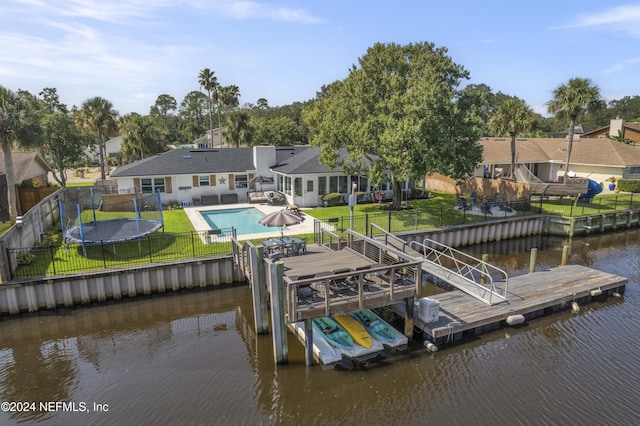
[64, 218, 163, 244]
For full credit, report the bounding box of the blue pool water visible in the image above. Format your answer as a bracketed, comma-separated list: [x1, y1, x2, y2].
[200, 208, 271, 236]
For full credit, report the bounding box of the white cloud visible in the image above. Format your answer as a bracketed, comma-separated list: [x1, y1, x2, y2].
[563, 5, 640, 37]
[187, 0, 323, 23]
[603, 56, 640, 74]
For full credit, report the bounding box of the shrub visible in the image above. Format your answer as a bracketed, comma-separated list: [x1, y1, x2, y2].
[16, 251, 36, 265]
[322, 193, 342, 207]
[618, 179, 640, 193]
[34, 231, 59, 247]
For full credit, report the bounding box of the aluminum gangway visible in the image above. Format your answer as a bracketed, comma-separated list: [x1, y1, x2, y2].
[367, 224, 508, 305]
[409, 238, 509, 305]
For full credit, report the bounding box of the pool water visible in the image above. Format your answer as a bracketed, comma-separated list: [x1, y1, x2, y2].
[200, 208, 272, 236]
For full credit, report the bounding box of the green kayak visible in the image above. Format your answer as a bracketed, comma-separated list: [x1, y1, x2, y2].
[350, 310, 395, 342]
[312, 317, 354, 349]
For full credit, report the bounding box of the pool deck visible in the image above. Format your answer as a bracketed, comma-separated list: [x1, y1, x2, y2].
[183, 203, 316, 240]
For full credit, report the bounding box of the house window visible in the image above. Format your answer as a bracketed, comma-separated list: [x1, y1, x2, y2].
[199, 175, 210, 186]
[294, 178, 302, 196]
[338, 176, 347, 193]
[235, 174, 248, 189]
[306, 179, 314, 193]
[329, 176, 338, 193]
[141, 178, 166, 193]
[318, 177, 326, 195]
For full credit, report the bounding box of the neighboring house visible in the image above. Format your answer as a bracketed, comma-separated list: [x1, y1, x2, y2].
[542, 124, 591, 139]
[582, 118, 640, 145]
[0, 151, 52, 186]
[0, 151, 55, 215]
[477, 136, 640, 192]
[194, 129, 223, 148]
[109, 145, 404, 208]
[86, 136, 123, 162]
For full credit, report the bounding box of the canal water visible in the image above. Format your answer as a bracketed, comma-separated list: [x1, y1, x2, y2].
[1, 231, 639, 425]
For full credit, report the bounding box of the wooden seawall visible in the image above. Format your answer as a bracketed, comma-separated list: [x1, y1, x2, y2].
[417, 264, 627, 344]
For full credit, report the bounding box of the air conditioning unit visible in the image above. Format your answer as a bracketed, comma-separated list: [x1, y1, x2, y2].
[416, 297, 440, 324]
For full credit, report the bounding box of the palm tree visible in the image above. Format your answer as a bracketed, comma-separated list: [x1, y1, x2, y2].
[76, 97, 118, 180]
[223, 110, 252, 148]
[220, 85, 240, 111]
[488, 97, 534, 178]
[0, 86, 42, 220]
[547, 78, 603, 180]
[198, 68, 220, 146]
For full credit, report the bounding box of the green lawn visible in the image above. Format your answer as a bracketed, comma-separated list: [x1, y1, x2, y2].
[66, 182, 95, 187]
[11, 191, 640, 279]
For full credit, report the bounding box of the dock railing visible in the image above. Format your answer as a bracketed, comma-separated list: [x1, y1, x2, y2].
[410, 238, 509, 305]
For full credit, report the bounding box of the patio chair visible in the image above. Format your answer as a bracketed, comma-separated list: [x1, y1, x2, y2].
[329, 277, 357, 295]
[297, 237, 308, 255]
[481, 203, 492, 215]
[470, 191, 478, 207]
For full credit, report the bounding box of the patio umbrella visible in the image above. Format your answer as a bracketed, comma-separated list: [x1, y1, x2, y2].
[250, 175, 273, 196]
[258, 208, 302, 239]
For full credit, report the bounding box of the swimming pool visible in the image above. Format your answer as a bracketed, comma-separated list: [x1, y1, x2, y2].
[200, 208, 271, 236]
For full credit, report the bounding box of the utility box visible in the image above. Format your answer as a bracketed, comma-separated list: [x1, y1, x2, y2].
[417, 297, 440, 324]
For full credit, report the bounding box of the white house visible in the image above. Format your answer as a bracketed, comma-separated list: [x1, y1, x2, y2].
[109, 145, 405, 207]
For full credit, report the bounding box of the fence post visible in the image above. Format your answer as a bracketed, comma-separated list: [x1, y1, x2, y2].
[615, 195, 618, 211]
[388, 211, 392, 233]
[191, 231, 196, 258]
[440, 206, 443, 227]
[101, 241, 107, 269]
[570, 202, 573, 217]
[630, 193, 634, 209]
[50, 246, 56, 275]
[148, 236, 153, 263]
[365, 213, 369, 236]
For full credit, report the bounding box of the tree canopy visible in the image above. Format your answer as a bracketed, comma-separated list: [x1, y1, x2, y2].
[76, 97, 119, 180]
[488, 97, 534, 177]
[547, 77, 602, 176]
[303, 42, 483, 207]
[0, 86, 43, 219]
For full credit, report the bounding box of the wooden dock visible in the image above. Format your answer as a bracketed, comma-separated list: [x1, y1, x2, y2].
[416, 264, 627, 344]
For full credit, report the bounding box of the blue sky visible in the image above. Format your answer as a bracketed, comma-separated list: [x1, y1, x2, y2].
[1, 1, 639, 116]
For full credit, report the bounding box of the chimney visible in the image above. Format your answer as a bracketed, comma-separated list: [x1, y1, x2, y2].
[610, 117, 625, 139]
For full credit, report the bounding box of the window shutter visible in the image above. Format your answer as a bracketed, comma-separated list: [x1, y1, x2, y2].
[133, 178, 141, 191]
[210, 174, 216, 186]
[228, 174, 235, 190]
[192, 176, 199, 187]
[248, 173, 255, 189]
[165, 177, 172, 194]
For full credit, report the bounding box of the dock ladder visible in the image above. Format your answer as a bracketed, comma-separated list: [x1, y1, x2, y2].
[409, 238, 509, 305]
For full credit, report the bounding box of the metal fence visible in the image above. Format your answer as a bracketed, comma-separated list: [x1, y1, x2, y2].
[530, 193, 640, 217]
[320, 199, 537, 237]
[8, 228, 235, 280]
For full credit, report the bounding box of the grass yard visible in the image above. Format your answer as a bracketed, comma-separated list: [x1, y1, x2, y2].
[10, 191, 640, 279]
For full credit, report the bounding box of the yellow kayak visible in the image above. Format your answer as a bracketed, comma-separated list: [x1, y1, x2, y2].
[333, 314, 373, 348]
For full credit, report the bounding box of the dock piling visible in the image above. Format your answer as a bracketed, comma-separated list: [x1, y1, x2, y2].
[529, 248, 538, 274]
[561, 245, 570, 266]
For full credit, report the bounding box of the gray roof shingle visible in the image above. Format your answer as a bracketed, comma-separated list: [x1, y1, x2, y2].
[110, 146, 309, 178]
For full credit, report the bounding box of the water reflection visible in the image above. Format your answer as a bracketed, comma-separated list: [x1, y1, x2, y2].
[0, 231, 639, 425]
